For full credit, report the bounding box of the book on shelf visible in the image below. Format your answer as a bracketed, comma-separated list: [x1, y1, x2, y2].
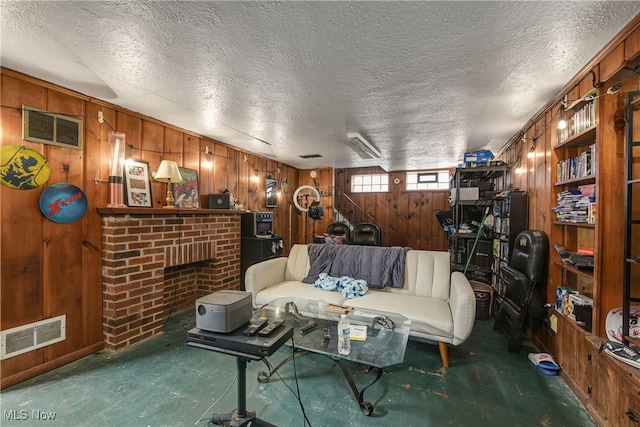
[556, 100, 596, 144]
[556, 150, 594, 182]
[588, 202, 596, 224]
[552, 188, 595, 223]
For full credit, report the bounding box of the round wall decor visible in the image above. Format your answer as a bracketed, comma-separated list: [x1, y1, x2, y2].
[39, 183, 88, 224]
[0, 144, 50, 190]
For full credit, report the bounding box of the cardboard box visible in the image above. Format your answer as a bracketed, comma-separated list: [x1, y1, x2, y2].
[555, 287, 578, 315]
[464, 150, 494, 167]
[568, 294, 593, 332]
[568, 293, 593, 307]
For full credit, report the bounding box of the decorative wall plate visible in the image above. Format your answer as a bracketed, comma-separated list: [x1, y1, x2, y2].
[39, 183, 88, 223]
[0, 144, 50, 189]
[605, 306, 640, 343]
[280, 177, 289, 194]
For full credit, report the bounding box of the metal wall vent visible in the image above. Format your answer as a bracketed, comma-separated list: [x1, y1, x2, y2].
[1, 315, 66, 360]
[347, 133, 382, 159]
[299, 154, 323, 159]
[22, 105, 83, 151]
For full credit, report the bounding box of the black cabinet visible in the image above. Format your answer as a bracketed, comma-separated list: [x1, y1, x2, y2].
[491, 193, 528, 297]
[240, 237, 283, 290]
[450, 165, 508, 280]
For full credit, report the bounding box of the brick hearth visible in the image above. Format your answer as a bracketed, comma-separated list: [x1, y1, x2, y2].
[97, 208, 242, 351]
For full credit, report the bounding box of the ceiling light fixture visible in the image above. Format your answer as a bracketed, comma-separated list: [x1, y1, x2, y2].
[347, 133, 382, 159]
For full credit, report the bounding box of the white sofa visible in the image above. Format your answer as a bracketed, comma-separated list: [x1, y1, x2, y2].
[244, 244, 476, 367]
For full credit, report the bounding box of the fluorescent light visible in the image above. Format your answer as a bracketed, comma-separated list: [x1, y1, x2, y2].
[347, 133, 382, 159]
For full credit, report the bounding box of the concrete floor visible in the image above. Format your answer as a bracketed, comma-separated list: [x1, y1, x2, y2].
[1, 311, 596, 427]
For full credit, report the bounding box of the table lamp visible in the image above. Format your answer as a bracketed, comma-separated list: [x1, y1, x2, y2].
[154, 160, 182, 208]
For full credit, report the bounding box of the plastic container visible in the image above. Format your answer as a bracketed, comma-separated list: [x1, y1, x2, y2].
[470, 281, 493, 320]
[337, 314, 351, 355]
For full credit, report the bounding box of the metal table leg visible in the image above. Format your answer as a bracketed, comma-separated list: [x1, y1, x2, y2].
[329, 358, 384, 416]
[258, 351, 384, 416]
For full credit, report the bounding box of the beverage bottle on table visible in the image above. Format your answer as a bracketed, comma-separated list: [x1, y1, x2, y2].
[338, 314, 351, 355]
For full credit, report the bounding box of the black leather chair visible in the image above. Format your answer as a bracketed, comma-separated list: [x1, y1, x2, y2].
[494, 230, 549, 352]
[352, 223, 381, 246]
[326, 222, 351, 244]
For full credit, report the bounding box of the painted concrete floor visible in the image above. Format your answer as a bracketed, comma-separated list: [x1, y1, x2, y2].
[1, 311, 596, 427]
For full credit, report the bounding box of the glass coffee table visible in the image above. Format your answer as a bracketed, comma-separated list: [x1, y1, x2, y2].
[254, 297, 411, 415]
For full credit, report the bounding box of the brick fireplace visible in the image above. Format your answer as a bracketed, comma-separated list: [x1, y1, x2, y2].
[97, 208, 242, 351]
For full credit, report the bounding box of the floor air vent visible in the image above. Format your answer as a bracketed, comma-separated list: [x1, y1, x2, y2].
[1, 315, 66, 360]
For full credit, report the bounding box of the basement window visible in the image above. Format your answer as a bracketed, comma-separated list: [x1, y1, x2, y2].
[351, 174, 389, 193]
[406, 170, 450, 191]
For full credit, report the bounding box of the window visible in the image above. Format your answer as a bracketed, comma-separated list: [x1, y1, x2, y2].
[351, 174, 389, 193]
[406, 170, 450, 191]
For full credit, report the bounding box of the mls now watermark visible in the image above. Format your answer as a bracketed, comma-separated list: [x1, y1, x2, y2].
[4, 410, 57, 421]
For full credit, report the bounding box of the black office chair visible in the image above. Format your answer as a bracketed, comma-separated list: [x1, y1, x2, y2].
[326, 222, 351, 244]
[494, 230, 549, 352]
[352, 223, 381, 246]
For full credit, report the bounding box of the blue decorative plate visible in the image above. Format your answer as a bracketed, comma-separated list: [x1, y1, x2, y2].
[39, 183, 88, 223]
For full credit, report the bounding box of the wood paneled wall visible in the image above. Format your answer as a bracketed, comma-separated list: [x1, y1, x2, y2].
[332, 167, 450, 250]
[0, 69, 300, 388]
[497, 22, 640, 341]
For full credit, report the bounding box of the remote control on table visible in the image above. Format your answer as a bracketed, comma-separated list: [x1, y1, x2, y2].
[300, 322, 318, 335]
[258, 320, 284, 336]
[323, 327, 331, 341]
[243, 317, 268, 336]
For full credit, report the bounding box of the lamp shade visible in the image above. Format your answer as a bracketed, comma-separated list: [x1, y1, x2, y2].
[155, 160, 182, 183]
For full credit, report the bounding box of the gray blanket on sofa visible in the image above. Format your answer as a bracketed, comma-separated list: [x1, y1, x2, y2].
[302, 244, 409, 288]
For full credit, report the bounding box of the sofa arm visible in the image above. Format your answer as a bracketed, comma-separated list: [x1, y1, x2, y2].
[449, 271, 477, 345]
[244, 257, 289, 306]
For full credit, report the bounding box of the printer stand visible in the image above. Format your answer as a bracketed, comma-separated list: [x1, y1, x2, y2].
[211, 357, 276, 427]
[186, 325, 293, 426]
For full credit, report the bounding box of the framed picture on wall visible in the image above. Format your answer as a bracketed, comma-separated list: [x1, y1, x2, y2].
[172, 167, 200, 208]
[123, 160, 153, 207]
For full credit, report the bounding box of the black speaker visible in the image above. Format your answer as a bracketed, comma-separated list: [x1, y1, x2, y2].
[208, 194, 230, 209]
[466, 240, 492, 267]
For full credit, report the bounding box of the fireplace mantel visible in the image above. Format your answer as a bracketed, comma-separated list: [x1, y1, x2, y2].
[98, 208, 242, 351]
[97, 207, 246, 216]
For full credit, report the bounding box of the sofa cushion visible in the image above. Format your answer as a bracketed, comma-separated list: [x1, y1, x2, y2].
[404, 250, 451, 301]
[345, 292, 453, 340]
[253, 281, 346, 307]
[284, 244, 312, 282]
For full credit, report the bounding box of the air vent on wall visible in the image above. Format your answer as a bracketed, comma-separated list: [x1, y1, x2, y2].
[347, 133, 382, 159]
[22, 105, 83, 150]
[1, 315, 66, 360]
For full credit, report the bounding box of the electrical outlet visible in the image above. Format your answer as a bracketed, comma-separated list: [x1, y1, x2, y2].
[98, 111, 104, 123]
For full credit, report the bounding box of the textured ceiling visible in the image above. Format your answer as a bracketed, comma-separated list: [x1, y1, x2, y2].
[2, 1, 640, 171]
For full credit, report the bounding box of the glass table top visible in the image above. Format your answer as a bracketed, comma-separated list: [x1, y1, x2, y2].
[255, 297, 411, 368]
